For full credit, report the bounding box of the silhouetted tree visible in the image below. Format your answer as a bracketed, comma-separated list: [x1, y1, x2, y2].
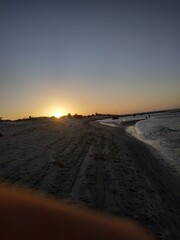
[67, 113, 72, 118]
[73, 114, 83, 119]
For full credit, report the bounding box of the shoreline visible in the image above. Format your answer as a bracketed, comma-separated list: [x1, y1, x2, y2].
[91, 121, 180, 239]
[0, 118, 179, 239]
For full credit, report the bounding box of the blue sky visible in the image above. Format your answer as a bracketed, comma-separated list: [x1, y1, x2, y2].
[0, 0, 180, 119]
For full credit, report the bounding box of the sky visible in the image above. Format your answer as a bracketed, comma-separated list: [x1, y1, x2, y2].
[0, 0, 180, 119]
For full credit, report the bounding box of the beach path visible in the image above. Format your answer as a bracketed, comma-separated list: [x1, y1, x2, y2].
[0, 118, 179, 240]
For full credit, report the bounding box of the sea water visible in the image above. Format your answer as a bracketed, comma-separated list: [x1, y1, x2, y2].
[127, 110, 180, 174]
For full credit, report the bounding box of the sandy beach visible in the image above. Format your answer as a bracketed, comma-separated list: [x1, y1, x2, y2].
[0, 117, 179, 240]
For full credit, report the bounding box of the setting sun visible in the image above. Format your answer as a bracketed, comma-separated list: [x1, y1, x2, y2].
[54, 112, 62, 118]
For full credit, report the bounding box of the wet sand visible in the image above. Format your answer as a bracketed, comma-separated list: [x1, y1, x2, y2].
[0, 118, 179, 239]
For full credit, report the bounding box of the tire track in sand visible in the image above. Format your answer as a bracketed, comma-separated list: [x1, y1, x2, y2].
[69, 132, 94, 203]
